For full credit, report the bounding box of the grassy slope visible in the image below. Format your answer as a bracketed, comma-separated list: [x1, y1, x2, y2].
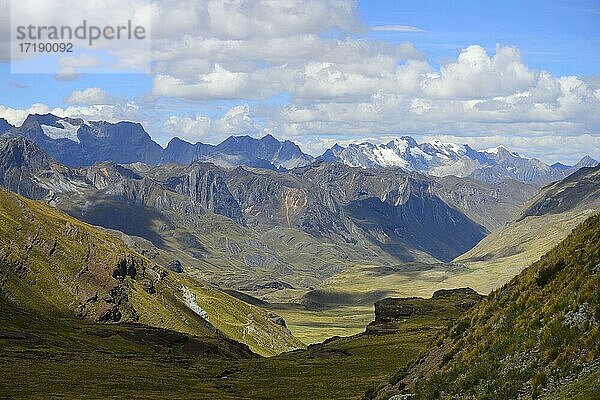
[0, 188, 484, 398]
[0, 298, 245, 400]
[117, 220, 476, 345]
[0, 289, 472, 399]
[448, 210, 597, 294]
[0, 189, 301, 356]
[451, 166, 600, 295]
[379, 214, 600, 399]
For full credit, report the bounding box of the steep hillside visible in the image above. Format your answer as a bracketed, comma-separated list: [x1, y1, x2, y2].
[377, 214, 600, 399]
[432, 175, 537, 231]
[0, 118, 12, 134]
[0, 188, 301, 356]
[517, 165, 600, 220]
[450, 165, 600, 293]
[0, 136, 91, 199]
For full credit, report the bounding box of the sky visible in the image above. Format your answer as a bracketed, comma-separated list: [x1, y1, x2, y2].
[0, 0, 599, 163]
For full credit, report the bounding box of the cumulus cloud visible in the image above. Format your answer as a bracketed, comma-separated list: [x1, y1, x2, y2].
[153, 65, 251, 99]
[64, 87, 119, 105]
[214, 104, 259, 135]
[275, 46, 600, 139]
[162, 114, 212, 142]
[422, 45, 535, 99]
[152, 0, 360, 40]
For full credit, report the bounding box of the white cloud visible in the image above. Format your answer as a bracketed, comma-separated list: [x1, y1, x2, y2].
[273, 45, 600, 144]
[371, 25, 424, 32]
[153, 65, 251, 99]
[422, 45, 535, 99]
[214, 104, 259, 135]
[163, 114, 212, 142]
[64, 87, 119, 105]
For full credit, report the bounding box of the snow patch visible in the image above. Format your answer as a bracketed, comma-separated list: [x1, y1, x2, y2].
[40, 120, 81, 143]
[181, 286, 209, 321]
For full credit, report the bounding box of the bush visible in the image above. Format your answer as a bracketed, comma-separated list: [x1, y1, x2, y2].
[536, 259, 565, 286]
[451, 319, 471, 339]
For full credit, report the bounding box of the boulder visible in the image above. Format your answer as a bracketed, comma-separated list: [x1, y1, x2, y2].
[167, 260, 184, 273]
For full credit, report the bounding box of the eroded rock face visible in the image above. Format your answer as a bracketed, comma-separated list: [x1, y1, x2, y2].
[238, 281, 294, 291]
[165, 164, 245, 224]
[374, 297, 425, 322]
[112, 256, 139, 280]
[266, 312, 287, 328]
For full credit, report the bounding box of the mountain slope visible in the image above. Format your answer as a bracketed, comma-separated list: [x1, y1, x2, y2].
[377, 213, 600, 399]
[0, 137, 501, 266]
[0, 118, 13, 134]
[0, 138, 536, 279]
[431, 175, 537, 231]
[450, 165, 600, 294]
[0, 188, 302, 356]
[0, 138, 543, 342]
[0, 136, 92, 200]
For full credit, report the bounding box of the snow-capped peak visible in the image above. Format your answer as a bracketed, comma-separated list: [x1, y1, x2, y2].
[482, 145, 521, 158]
[318, 135, 571, 185]
[424, 139, 466, 156]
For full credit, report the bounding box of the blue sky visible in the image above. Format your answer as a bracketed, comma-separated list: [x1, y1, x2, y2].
[360, 0, 600, 76]
[1, 0, 599, 163]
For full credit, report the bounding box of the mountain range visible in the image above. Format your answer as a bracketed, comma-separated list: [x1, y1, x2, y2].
[1, 113, 596, 186]
[1, 115, 600, 398]
[320, 137, 597, 186]
[0, 136, 538, 273]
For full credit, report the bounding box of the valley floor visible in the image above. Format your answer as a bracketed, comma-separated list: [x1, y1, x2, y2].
[0, 299, 442, 400]
[247, 261, 506, 344]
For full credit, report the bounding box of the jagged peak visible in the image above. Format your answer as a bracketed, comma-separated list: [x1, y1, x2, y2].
[22, 113, 84, 128]
[482, 145, 521, 158]
[166, 136, 191, 146]
[0, 136, 54, 169]
[575, 155, 598, 167]
[260, 133, 279, 142]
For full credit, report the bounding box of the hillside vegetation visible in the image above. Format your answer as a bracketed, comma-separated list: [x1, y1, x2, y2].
[0, 188, 301, 356]
[0, 281, 480, 399]
[377, 213, 600, 399]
